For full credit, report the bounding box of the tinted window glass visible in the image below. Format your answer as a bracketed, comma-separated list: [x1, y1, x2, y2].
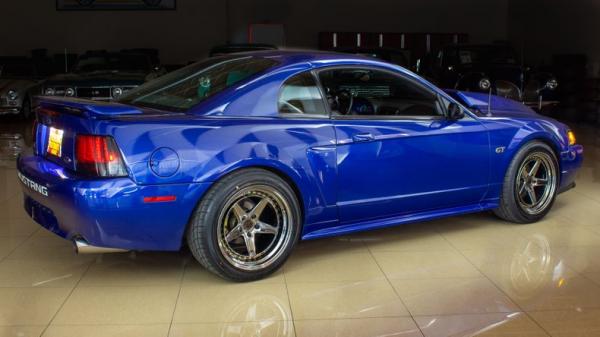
[119, 56, 277, 112]
[278, 72, 327, 116]
[318, 68, 440, 117]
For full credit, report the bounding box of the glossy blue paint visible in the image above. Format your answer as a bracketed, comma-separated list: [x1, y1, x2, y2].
[333, 117, 490, 225]
[17, 51, 583, 251]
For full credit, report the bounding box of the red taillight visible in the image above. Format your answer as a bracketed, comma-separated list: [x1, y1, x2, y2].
[75, 135, 127, 177]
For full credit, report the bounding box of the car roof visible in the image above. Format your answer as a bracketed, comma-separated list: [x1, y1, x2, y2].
[225, 49, 395, 69]
[191, 50, 439, 117]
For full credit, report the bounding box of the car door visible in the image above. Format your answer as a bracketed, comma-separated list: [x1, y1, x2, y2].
[317, 66, 490, 224]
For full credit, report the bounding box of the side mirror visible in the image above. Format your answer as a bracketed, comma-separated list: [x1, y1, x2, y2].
[447, 102, 464, 120]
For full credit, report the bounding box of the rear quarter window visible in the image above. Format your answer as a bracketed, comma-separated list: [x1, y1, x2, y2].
[119, 57, 278, 112]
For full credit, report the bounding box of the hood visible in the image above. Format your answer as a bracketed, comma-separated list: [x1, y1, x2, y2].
[445, 89, 539, 118]
[445, 90, 570, 148]
[0, 78, 35, 93]
[45, 71, 148, 87]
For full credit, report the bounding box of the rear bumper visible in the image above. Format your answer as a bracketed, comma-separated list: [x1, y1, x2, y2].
[559, 144, 584, 193]
[17, 153, 211, 251]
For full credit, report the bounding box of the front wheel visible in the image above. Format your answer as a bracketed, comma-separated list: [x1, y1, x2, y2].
[187, 168, 301, 281]
[494, 141, 559, 223]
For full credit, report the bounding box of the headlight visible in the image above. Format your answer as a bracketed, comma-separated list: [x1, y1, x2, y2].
[479, 78, 492, 91]
[546, 79, 558, 90]
[7, 90, 18, 100]
[44, 88, 56, 96]
[65, 88, 75, 97]
[112, 87, 123, 98]
[567, 130, 576, 145]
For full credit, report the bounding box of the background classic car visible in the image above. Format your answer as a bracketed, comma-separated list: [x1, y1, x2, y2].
[420, 44, 560, 114]
[41, 51, 165, 101]
[0, 58, 44, 119]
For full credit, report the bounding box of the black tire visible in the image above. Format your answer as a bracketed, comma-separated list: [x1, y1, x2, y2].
[187, 168, 301, 281]
[494, 141, 559, 224]
[20, 96, 32, 120]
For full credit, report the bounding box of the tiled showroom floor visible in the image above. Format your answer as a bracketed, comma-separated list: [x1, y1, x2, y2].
[0, 124, 599, 337]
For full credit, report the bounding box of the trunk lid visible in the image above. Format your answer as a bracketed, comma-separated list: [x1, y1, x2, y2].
[34, 97, 175, 172]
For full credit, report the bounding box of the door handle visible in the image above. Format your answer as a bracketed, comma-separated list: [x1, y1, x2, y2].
[352, 133, 375, 143]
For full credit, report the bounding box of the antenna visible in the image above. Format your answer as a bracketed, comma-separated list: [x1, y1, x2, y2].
[488, 88, 492, 116]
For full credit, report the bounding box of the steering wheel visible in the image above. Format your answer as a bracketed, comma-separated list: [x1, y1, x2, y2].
[348, 97, 375, 115]
[333, 89, 354, 115]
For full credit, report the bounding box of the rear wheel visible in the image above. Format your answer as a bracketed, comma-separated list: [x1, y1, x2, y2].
[494, 141, 559, 223]
[187, 168, 301, 281]
[20, 97, 32, 120]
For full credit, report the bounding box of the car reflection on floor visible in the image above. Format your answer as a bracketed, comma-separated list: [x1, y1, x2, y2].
[0, 116, 33, 166]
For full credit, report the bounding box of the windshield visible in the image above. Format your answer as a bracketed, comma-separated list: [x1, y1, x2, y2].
[74, 53, 151, 73]
[0, 63, 35, 77]
[452, 46, 519, 65]
[118, 56, 278, 112]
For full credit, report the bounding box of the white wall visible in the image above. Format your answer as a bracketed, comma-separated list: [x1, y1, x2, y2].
[0, 0, 510, 64]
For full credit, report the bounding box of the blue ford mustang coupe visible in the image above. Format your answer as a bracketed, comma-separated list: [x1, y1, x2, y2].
[17, 51, 583, 281]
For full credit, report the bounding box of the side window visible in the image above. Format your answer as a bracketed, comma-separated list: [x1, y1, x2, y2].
[318, 68, 441, 118]
[278, 72, 327, 116]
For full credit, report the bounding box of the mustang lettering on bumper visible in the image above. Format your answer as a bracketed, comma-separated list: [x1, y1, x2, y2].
[18, 171, 48, 197]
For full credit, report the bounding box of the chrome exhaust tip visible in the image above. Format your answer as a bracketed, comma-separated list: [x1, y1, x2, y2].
[73, 239, 129, 254]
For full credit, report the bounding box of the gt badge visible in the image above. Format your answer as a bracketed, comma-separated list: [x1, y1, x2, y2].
[495, 147, 506, 154]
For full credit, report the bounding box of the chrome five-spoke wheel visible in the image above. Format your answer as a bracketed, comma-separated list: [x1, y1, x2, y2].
[495, 141, 559, 224]
[187, 168, 300, 281]
[217, 186, 292, 271]
[515, 152, 557, 215]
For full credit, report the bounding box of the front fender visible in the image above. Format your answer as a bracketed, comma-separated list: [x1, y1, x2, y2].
[505, 119, 567, 159]
[483, 117, 569, 201]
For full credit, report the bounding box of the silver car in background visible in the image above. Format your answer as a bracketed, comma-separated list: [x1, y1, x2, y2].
[0, 59, 43, 119]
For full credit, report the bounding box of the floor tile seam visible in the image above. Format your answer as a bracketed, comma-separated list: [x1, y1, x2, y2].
[166, 256, 188, 337]
[362, 238, 426, 337]
[38, 260, 95, 337]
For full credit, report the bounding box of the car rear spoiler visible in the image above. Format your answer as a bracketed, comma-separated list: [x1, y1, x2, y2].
[36, 96, 144, 118]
